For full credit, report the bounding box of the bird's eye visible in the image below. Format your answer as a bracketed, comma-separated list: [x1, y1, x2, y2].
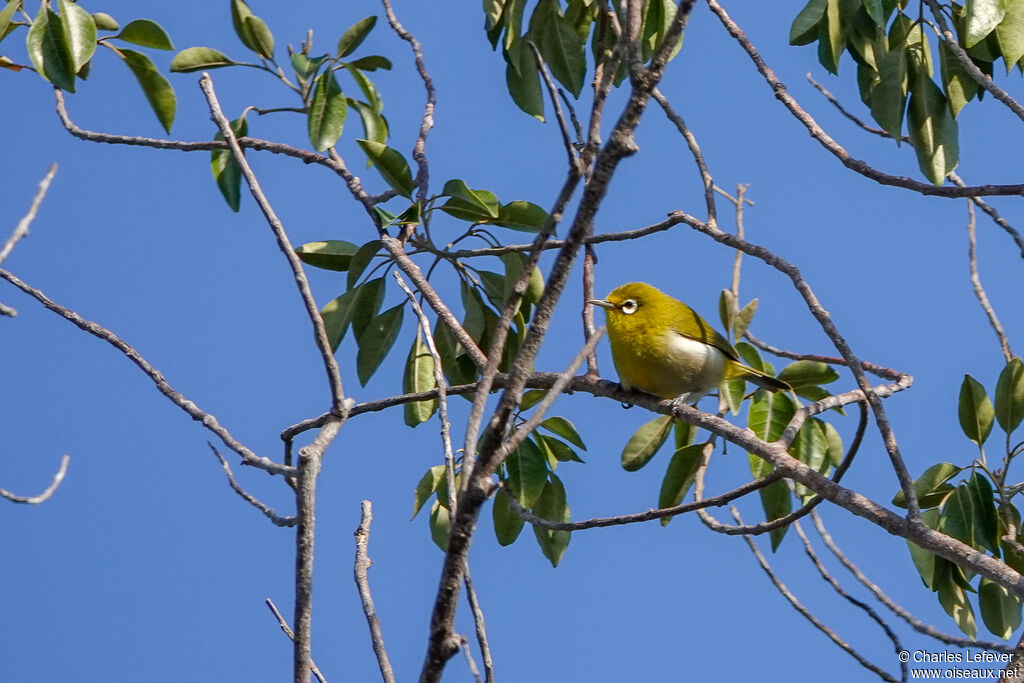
[620, 299, 638, 315]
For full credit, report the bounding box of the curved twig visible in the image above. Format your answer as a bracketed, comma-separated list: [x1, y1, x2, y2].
[0, 454, 70, 504]
[209, 444, 296, 526]
[966, 201, 1013, 362]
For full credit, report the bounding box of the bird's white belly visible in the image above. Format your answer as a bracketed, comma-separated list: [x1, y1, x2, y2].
[661, 332, 727, 400]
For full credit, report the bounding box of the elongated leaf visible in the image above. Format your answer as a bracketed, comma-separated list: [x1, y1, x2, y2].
[0, 0, 19, 40]
[761, 479, 793, 550]
[748, 391, 796, 445]
[460, 282, 488, 343]
[347, 98, 388, 147]
[117, 19, 173, 50]
[870, 43, 907, 141]
[357, 140, 415, 198]
[59, 0, 95, 72]
[345, 64, 382, 114]
[348, 55, 392, 71]
[346, 240, 383, 290]
[291, 53, 326, 81]
[893, 462, 961, 509]
[119, 49, 176, 133]
[295, 240, 359, 271]
[230, 0, 258, 52]
[778, 360, 840, 388]
[538, 416, 586, 450]
[621, 415, 673, 471]
[484, 0, 505, 31]
[429, 500, 451, 551]
[959, 374, 995, 445]
[908, 72, 959, 184]
[211, 115, 246, 211]
[733, 298, 758, 340]
[320, 287, 360, 352]
[995, 357, 1024, 433]
[965, 0, 1008, 47]
[532, 474, 571, 567]
[26, 4, 47, 76]
[40, 9, 76, 91]
[308, 71, 347, 151]
[337, 16, 376, 58]
[403, 331, 438, 427]
[821, 419, 844, 467]
[862, 0, 886, 25]
[817, 0, 843, 74]
[244, 15, 274, 59]
[506, 438, 548, 508]
[412, 465, 445, 519]
[658, 443, 707, 525]
[356, 304, 404, 385]
[493, 200, 548, 232]
[92, 12, 119, 32]
[351, 276, 385, 341]
[493, 486, 525, 546]
[505, 37, 544, 120]
[790, 0, 827, 45]
[433, 316, 478, 386]
[979, 577, 1022, 639]
[442, 179, 500, 218]
[907, 509, 943, 590]
[940, 474, 999, 553]
[530, 0, 586, 96]
[539, 435, 584, 463]
[722, 377, 746, 416]
[170, 47, 236, 72]
[996, 0, 1024, 70]
[937, 565, 978, 637]
[939, 40, 978, 117]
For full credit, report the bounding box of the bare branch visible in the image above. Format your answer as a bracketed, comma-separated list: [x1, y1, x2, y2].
[734, 509, 900, 683]
[793, 521, 908, 682]
[652, 88, 716, 226]
[744, 331, 904, 381]
[265, 599, 329, 683]
[527, 40, 582, 173]
[673, 208, 920, 517]
[0, 454, 70, 504]
[1, 163, 57, 266]
[0, 267, 292, 475]
[462, 568, 493, 683]
[582, 245, 599, 376]
[705, 0, 1024, 198]
[966, 200, 1013, 362]
[209, 444, 296, 526]
[811, 510, 1015, 654]
[354, 501, 396, 683]
[199, 73, 347, 416]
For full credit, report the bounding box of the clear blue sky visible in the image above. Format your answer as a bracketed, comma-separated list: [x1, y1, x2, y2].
[3, 2, 1024, 681]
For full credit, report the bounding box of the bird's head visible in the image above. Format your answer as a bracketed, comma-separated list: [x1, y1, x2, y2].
[587, 282, 670, 333]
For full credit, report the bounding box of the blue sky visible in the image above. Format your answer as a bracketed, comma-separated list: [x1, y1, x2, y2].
[3, 1, 1024, 681]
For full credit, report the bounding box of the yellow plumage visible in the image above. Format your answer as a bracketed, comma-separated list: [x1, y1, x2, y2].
[589, 282, 790, 402]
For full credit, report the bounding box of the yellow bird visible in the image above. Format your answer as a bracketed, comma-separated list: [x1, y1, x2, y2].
[588, 282, 791, 404]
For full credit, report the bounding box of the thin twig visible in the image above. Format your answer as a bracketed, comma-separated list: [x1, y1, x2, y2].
[704, 0, 1024, 198]
[0, 454, 70, 504]
[582, 245, 599, 376]
[462, 568, 493, 683]
[354, 501, 396, 683]
[810, 510, 1015, 654]
[1, 163, 57, 265]
[199, 74, 347, 416]
[652, 88, 716, 227]
[208, 444, 296, 526]
[734, 509, 899, 683]
[793, 521, 908, 682]
[967, 200, 1013, 362]
[265, 599, 329, 683]
[744, 331, 904, 381]
[0, 267, 292, 476]
[528, 40, 581, 173]
[459, 636, 482, 683]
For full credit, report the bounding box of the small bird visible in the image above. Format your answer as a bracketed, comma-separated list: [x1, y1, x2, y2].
[588, 282, 791, 404]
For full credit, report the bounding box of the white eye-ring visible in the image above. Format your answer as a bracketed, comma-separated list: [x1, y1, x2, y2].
[620, 299, 638, 315]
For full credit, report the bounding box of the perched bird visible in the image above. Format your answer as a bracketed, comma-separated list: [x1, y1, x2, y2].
[588, 282, 791, 404]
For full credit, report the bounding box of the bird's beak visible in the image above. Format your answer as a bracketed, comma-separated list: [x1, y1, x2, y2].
[587, 299, 615, 310]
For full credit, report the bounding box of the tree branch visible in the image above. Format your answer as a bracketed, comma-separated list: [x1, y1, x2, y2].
[265, 599, 329, 683]
[209, 444, 296, 526]
[966, 201, 1013, 362]
[0, 454, 70, 505]
[354, 501, 396, 683]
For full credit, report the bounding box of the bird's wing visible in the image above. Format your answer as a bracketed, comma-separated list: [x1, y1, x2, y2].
[669, 304, 740, 362]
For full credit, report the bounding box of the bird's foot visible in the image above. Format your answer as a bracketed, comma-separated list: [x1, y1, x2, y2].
[669, 393, 693, 412]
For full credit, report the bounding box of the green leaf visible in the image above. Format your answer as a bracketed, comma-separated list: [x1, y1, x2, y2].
[116, 19, 173, 50]
[493, 200, 548, 232]
[821, 419, 845, 467]
[356, 303, 404, 386]
[351, 276, 385, 341]
[893, 462, 961, 509]
[170, 47, 236, 72]
[658, 443, 706, 525]
[243, 15, 274, 59]
[959, 374, 995, 445]
[295, 240, 359, 271]
[433, 316, 478, 386]
[722, 377, 746, 416]
[532, 473, 571, 567]
[995, 357, 1024, 434]
[862, 0, 885, 26]
[347, 98, 388, 147]
[748, 390, 796, 445]
[996, 0, 1024, 71]
[0, 1, 18, 41]
[484, 0, 506, 31]
[621, 415, 673, 471]
[412, 465, 445, 519]
[506, 438, 548, 508]
[520, 389, 546, 411]
[320, 287, 360, 352]
[460, 282, 488, 342]
[732, 298, 758, 341]
[493, 485, 525, 546]
[790, 0, 827, 45]
[937, 568, 978, 637]
[91, 12, 119, 32]
[908, 71, 959, 184]
[308, 71, 347, 151]
[230, 0, 259, 53]
[538, 416, 586, 450]
[778, 360, 840, 388]
[36, 8, 75, 91]
[429, 500, 451, 551]
[442, 179, 500, 218]
[291, 53, 326, 81]
[940, 473, 1000, 553]
[337, 16, 376, 58]
[119, 49, 176, 133]
[979, 577, 1023, 639]
[357, 140, 415, 198]
[761, 479, 793, 550]
[348, 55, 392, 71]
[734, 341, 767, 372]
[939, 40, 979, 117]
[539, 434, 584, 463]
[59, 0, 95, 72]
[403, 331, 438, 427]
[965, 0, 1008, 47]
[817, 0, 843, 74]
[505, 37, 544, 120]
[345, 63, 382, 114]
[907, 508, 943, 589]
[346, 240, 382, 289]
[26, 4, 47, 76]
[870, 42, 908, 140]
[529, 0, 586, 97]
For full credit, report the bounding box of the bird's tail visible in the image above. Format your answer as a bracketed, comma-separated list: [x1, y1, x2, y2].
[728, 363, 792, 393]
